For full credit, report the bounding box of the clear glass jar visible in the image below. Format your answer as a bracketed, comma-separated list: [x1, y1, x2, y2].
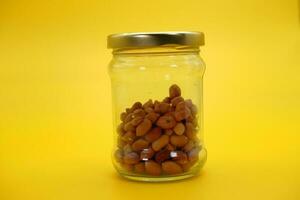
[107, 32, 207, 182]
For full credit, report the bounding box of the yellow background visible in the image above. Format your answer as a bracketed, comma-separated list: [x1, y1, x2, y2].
[0, 0, 299, 199]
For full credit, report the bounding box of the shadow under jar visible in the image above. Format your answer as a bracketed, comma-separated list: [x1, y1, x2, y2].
[107, 31, 207, 182]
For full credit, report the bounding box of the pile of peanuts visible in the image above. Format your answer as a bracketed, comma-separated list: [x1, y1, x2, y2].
[115, 84, 201, 176]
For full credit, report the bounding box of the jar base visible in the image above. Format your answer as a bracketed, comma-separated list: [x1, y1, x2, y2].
[116, 150, 207, 182]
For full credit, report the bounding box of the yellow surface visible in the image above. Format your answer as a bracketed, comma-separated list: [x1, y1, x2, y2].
[0, 0, 299, 199]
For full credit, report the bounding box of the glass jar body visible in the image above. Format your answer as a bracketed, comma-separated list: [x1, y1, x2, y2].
[109, 49, 206, 182]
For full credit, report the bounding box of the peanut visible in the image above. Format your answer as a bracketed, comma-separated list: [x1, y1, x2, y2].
[164, 129, 173, 135]
[131, 139, 149, 151]
[136, 119, 152, 136]
[120, 112, 127, 122]
[156, 114, 176, 129]
[130, 116, 144, 126]
[114, 149, 123, 163]
[152, 135, 169, 151]
[124, 122, 135, 131]
[171, 96, 184, 107]
[163, 97, 171, 103]
[185, 122, 196, 139]
[188, 147, 200, 163]
[121, 131, 135, 144]
[117, 123, 125, 135]
[130, 102, 142, 112]
[170, 135, 188, 147]
[145, 112, 160, 122]
[173, 122, 185, 135]
[132, 109, 146, 118]
[145, 127, 161, 142]
[140, 147, 155, 161]
[143, 99, 153, 109]
[171, 151, 188, 165]
[183, 140, 194, 152]
[154, 102, 170, 114]
[155, 149, 171, 163]
[134, 162, 145, 174]
[169, 84, 181, 98]
[174, 108, 191, 121]
[145, 160, 162, 176]
[162, 161, 182, 174]
[123, 152, 139, 165]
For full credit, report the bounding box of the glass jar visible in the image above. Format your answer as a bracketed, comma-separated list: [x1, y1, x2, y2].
[107, 32, 207, 182]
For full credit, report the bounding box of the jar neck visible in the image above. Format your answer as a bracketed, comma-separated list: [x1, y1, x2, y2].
[112, 46, 200, 56]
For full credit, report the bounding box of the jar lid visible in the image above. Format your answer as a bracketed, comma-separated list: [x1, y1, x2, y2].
[107, 31, 204, 49]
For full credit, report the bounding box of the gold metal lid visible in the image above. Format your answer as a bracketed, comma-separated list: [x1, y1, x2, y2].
[107, 31, 204, 49]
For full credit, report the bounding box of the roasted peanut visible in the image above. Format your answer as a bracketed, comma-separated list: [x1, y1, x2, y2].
[170, 135, 188, 147]
[136, 119, 152, 136]
[174, 108, 191, 121]
[162, 161, 182, 174]
[114, 149, 123, 163]
[121, 163, 133, 172]
[171, 151, 188, 165]
[131, 139, 149, 151]
[145, 112, 160, 122]
[131, 116, 144, 126]
[130, 102, 142, 112]
[173, 122, 185, 135]
[152, 135, 169, 151]
[184, 99, 193, 108]
[123, 152, 139, 165]
[123, 144, 133, 153]
[124, 113, 134, 123]
[145, 127, 161, 142]
[166, 143, 176, 151]
[188, 147, 200, 163]
[124, 122, 135, 131]
[183, 140, 194, 152]
[143, 99, 153, 109]
[140, 147, 155, 161]
[171, 96, 184, 107]
[155, 149, 171, 163]
[164, 129, 173, 135]
[156, 114, 176, 129]
[145, 107, 154, 114]
[134, 162, 145, 173]
[154, 102, 170, 114]
[169, 84, 181, 98]
[121, 131, 135, 144]
[132, 109, 146, 118]
[117, 123, 125, 135]
[145, 160, 162, 176]
[175, 101, 187, 111]
[185, 122, 196, 139]
[163, 97, 171, 103]
[120, 112, 127, 122]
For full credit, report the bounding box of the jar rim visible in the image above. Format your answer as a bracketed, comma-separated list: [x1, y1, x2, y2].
[107, 31, 205, 49]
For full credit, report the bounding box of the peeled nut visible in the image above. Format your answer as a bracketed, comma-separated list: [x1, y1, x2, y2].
[124, 113, 134, 123]
[173, 122, 185, 135]
[154, 102, 170, 114]
[131, 138, 149, 151]
[145, 127, 161, 142]
[120, 112, 127, 122]
[143, 99, 153, 109]
[171, 96, 184, 107]
[163, 97, 171, 103]
[170, 135, 188, 147]
[114, 149, 123, 163]
[136, 119, 152, 136]
[131, 116, 143, 126]
[130, 102, 142, 112]
[185, 122, 196, 139]
[117, 123, 125, 135]
[162, 161, 183, 174]
[183, 140, 194, 152]
[188, 147, 200, 163]
[169, 84, 181, 98]
[121, 131, 135, 144]
[145, 112, 160, 122]
[124, 122, 135, 131]
[145, 160, 162, 176]
[123, 152, 139, 165]
[171, 151, 188, 165]
[174, 108, 191, 121]
[156, 114, 176, 129]
[155, 149, 171, 163]
[140, 147, 155, 161]
[134, 162, 145, 173]
[132, 109, 146, 118]
[152, 135, 169, 151]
